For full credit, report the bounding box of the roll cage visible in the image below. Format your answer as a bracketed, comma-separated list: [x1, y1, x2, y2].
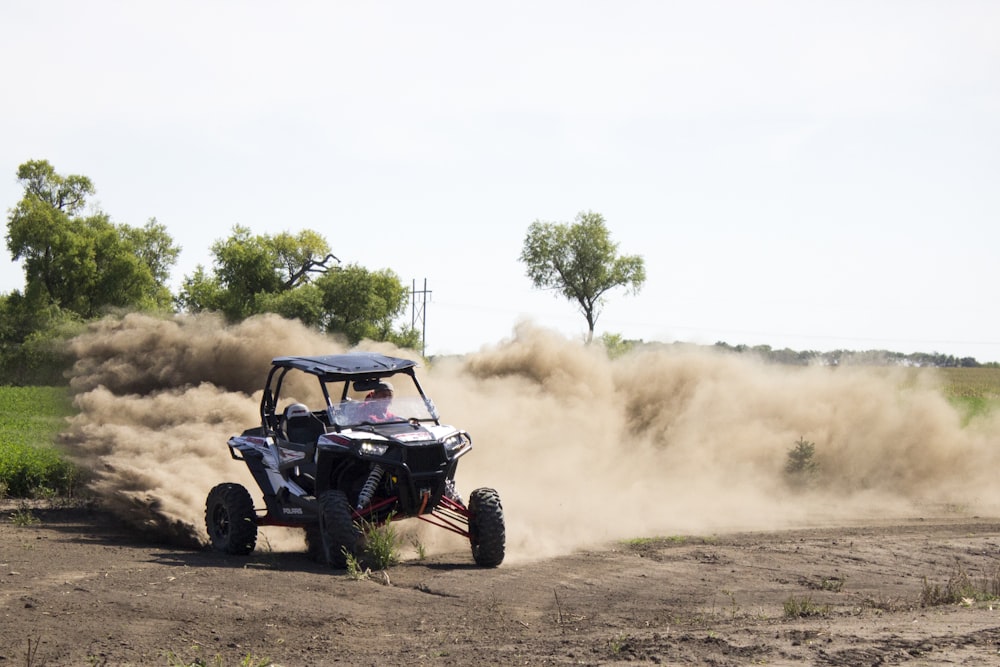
[259, 353, 438, 435]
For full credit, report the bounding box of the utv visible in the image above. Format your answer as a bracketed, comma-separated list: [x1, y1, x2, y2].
[205, 353, 505, 568]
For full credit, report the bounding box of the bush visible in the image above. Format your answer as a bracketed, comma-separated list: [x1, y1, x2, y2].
[0, 297, 84, 386]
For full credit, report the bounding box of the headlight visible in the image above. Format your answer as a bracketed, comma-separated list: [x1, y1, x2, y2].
[360, 442, 389, 456]
[443, 432, 471, 455]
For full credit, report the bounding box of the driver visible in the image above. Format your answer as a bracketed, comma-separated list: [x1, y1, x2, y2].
[364, 381, 396, 421]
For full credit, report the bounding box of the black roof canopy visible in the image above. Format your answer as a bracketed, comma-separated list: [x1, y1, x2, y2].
[270, 353, 417, 380]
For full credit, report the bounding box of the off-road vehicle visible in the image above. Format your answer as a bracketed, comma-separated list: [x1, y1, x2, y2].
[205, 353, 505, 568]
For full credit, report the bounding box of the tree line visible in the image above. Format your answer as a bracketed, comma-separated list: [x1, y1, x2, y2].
[711, 342, 996, 368]
[1, 160, 418, 385]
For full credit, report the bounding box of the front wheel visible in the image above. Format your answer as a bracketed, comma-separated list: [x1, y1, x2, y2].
[317, 490, 362, 569]
[468, 487, 505, 567]
[205, 483, 258, 555]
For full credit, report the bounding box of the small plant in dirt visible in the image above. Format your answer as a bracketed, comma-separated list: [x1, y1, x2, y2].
[783, 595, 830, 618]
[801, 575, 845, 592]
[344, 515, 401, 579]
[344, 549, 370, 580]
[552, 589, 586, 626]
[785, 437, 818, 486]
[859, 593, 909, 614]
[821, 577, 843, 592]
[608, 633, 632, 655]
[721, 589, 740, 618]
[360, 515, 400, 570]
[10, 502, 40, 526]
[22, 636, 42, 667]
[410, 535, 427, 561]
[921, 562, 1000, 607]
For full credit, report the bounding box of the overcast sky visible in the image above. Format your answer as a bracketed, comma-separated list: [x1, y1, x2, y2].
[2, 1, 998, 360]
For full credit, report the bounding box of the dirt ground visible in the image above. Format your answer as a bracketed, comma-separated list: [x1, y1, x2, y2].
[3, 502, 1000, 666]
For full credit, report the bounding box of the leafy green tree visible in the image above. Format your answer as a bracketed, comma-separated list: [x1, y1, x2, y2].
[316, 264, 419, 347]
[179, 229, 418, 348]
[5, 160, 179, 317]
[255, 283, 326, 328]
[14, 159, 93, 214]
[123, 217, 181, 289]
[176, 266, 226, 315]
[178, 225, 336, 320]
[520, 211, 646, 342]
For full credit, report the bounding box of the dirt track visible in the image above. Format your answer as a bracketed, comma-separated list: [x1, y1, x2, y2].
[3, 502, 1000, 666]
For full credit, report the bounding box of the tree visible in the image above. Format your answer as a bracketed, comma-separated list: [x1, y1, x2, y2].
[123, 217, 181, 288]
[315, 264, 419, 348]
[519, 211, 646, 342]
[178, 229, 419, 348]
[255, 283, 326, 328]
[177, 225, 336, 320]
[14, 159, 93, 214]
[5, 160, 179, 317]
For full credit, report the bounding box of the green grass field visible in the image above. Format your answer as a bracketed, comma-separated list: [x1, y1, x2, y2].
[933, 367, 1000, 424]
[0, 386, 79, 497]
[935, 367, 1000, 398]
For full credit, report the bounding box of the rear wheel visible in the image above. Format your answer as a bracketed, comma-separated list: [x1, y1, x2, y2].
[318, 490, 361, 569]
[468, 487, 505, 567]
[205, 483, 258, 555]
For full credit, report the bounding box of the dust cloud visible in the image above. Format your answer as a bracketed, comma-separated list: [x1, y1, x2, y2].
[62, 313, 1000, 561]
[62, 312, 343, 546]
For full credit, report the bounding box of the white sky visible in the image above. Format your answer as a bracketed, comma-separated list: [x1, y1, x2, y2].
[2, 1, 998, 361]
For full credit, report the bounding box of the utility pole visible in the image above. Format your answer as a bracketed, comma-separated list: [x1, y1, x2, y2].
[411, 279, 431, 357]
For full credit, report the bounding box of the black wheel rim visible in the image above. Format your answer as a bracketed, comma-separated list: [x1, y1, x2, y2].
[213, 505, 230, 539]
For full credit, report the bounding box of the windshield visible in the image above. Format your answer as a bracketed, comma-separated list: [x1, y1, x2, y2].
[328, 396, 438, 428]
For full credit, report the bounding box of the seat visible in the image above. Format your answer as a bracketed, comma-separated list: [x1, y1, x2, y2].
[283, 403, 326, 444]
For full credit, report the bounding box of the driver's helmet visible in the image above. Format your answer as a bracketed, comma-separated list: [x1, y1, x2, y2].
[284, 403, 311, 419]
[366, 381, 394, 401]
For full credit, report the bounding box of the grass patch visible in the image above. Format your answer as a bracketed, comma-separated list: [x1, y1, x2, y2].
[936, 367, 1000, 425]
[345, 514, 402, 579]
[10, 501, 40, 526]
[344, 550, 371, 580]
[920, 561, 1000, 607]
[0, 386, 80, 498]
[800, 575, 845, 592]
[858, 593, 909, 613]
[608, 633, 632, 655]
[360, 514, 400, 570]
[409, 535, 427, 560]
[783, 595, 830, 618]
